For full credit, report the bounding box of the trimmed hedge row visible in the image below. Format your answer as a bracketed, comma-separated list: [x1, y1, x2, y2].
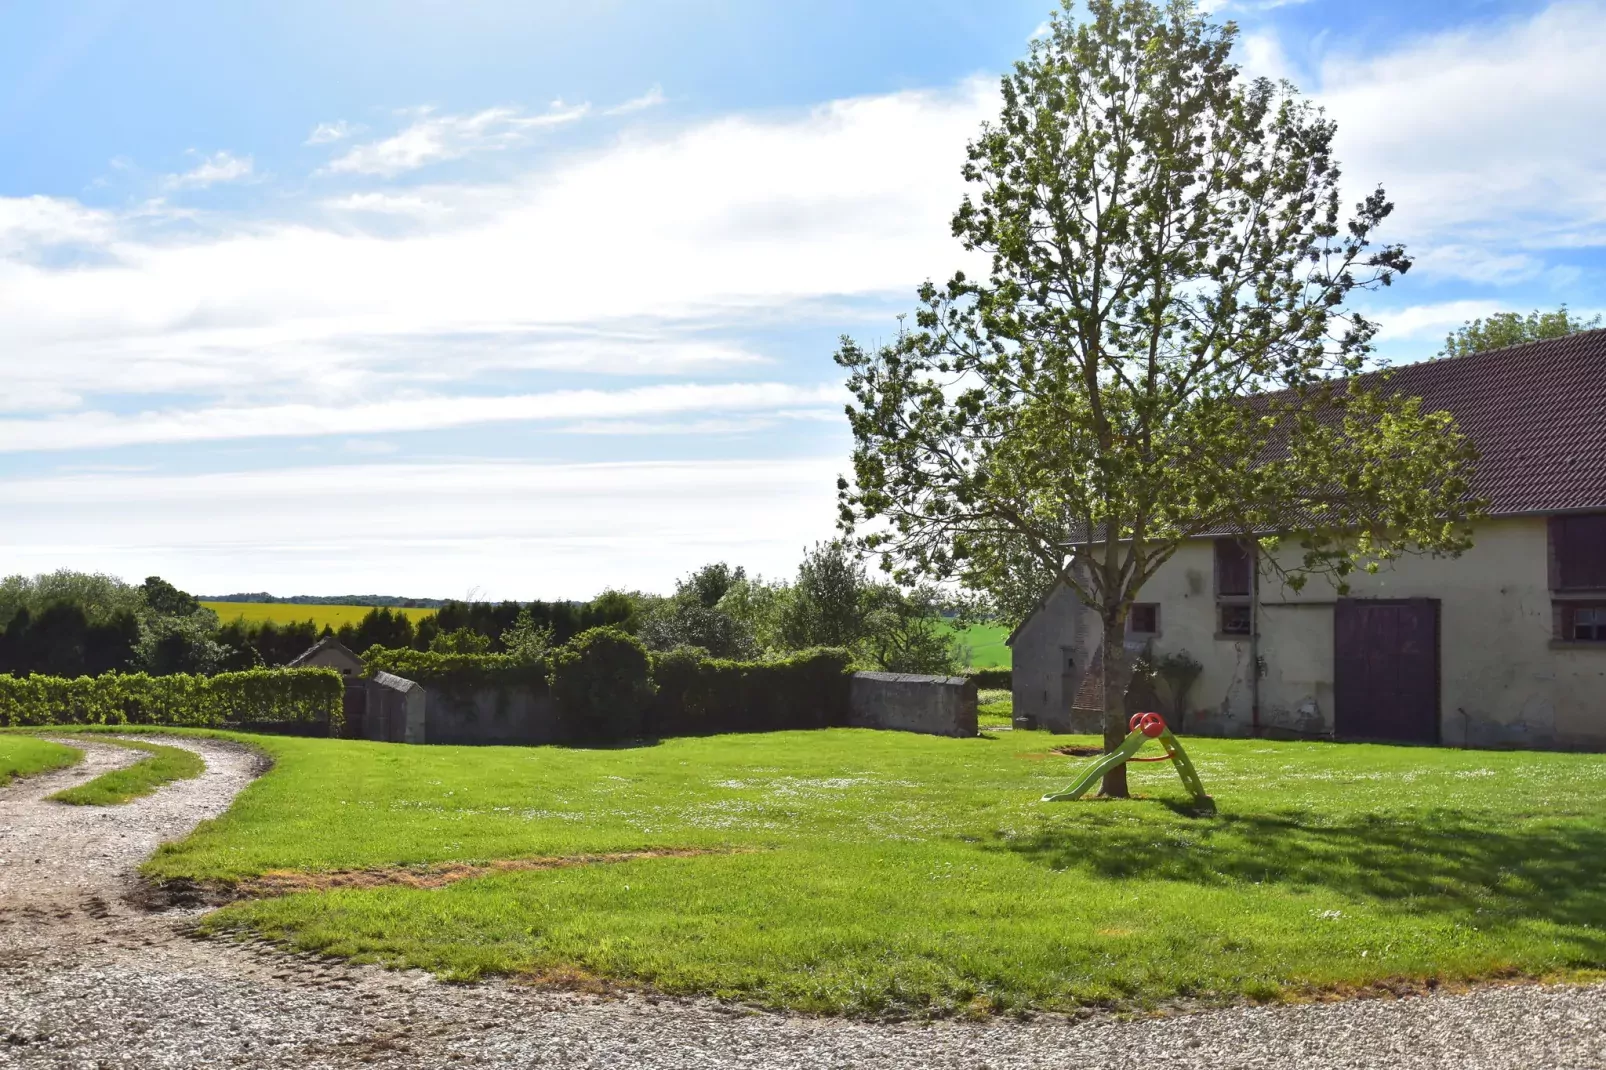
[966, 668, 1012, 690]
[648, 647, 854, 737]
[362, 648, 547, 691]
[0, 668, 345, 732]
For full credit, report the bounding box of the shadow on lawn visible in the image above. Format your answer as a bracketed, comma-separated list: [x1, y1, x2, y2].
[988, 808, 1606, 934]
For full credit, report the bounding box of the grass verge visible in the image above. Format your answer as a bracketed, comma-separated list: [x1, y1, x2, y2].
[977, 689, 1012, 727]
[121, 726, 1606, 1016]
[49, 737, 206, 806]
[0, 735, 81, 787]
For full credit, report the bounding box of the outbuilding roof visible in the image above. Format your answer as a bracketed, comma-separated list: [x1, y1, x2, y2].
[1370, 328, 1606, 515]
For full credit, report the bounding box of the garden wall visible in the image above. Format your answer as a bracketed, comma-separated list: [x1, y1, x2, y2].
[364, 671, 426, 744]
[848, 672, 978, 738]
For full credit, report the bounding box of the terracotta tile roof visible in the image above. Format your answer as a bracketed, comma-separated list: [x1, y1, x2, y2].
[1370, 329, 1606, 515]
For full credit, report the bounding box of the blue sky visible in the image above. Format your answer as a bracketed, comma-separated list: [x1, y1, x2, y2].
[3, 1, 1603, 599]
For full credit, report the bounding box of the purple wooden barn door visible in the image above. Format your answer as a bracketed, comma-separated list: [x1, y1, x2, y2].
[1334, 598, 1440, 744]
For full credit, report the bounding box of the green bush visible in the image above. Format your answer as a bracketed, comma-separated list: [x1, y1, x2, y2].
[0, 668, 344, 733]
[548, 627, 655, 742]
[648, 647, 853, 737]
[363, 647, 547, 691]
[966, 668, 1011, 690]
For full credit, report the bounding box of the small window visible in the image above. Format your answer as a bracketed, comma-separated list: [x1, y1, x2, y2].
[1128, 604, 1159, 635]
[1553, 514, 1606, 591]
[1561, 603, 1606, 642]
[1215, 538, 1252, 597]
[1219, 603, 1252, 637]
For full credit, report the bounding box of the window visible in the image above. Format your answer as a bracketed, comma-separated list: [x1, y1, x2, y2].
[1552, 514, 1606, 591]
[1128, 604, 1159, 635]
[1561, 603, 1606, 642]
[1215, 538, 1252, 597]
[1219, 603, 1252, 636]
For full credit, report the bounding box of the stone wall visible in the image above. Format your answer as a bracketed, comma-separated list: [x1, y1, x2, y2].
[423, 684, 559, 746]
[847, 672, 978, 738]
[1008, 581, 1090, 732]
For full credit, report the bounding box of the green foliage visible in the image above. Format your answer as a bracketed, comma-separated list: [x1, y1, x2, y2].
[0, 668, 344, 732]
[0, 603, 141, 677]
[429, 626, 493, 654]
[858, 583, 964, 675]
[216, 617, 321, 670]
[648, 647, 853, 736]
[640, 563, 760, 659]
[779, 541, 866, 649]
[1441, 306, 1602, 358]
[0, 570, 145, 631]
[966, 668, 1012, 690]
[547, 627, 656, 742]
[834, 0, 1482, 789]
[49, 738, 205, 806]
[362, 647, 548, 691]
[499, 607, 555, 663]
[141, 729, 1606, 1016]
[0, 734, 81, 786]
[335, 607, 417, 655]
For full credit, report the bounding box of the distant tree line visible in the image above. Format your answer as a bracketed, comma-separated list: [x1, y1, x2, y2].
[1, 542, 975, 679]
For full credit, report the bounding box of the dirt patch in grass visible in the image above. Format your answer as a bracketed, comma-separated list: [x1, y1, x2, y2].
[1051, 745, 1106, 758]
[141, 847, 751, 908]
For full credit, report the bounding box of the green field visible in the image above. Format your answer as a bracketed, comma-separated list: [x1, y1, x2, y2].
[0, 734, 81, 786]
[202, 602, 438, 629]
[48, 724, 1601, 1017]
[944, 620, 1011, 668]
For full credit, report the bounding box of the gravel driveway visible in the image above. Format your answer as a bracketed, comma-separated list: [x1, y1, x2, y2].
[1, 736, 1602, 1069]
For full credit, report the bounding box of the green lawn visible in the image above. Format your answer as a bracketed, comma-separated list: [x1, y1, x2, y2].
[49, 737, 206, 806]
[943, 620, 1011, 669]
[978, 689, 1012, 727]
[104, 725, 1606, 1016]
[0, 734, 81, 787]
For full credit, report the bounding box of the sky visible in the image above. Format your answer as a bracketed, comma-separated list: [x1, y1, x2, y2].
[2, 0, 1604, 600]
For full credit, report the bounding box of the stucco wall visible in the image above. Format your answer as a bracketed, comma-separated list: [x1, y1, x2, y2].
[1126, 516, 1606, 748]
[848, 672, 978, 737]
[1008, 582, 1087, 731]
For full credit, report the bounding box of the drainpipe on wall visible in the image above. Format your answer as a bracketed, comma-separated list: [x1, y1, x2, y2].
[1249, 544, 1261, 738]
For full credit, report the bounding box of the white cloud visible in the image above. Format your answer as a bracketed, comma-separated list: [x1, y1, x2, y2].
[605, 85, 666, 116]
[326, 103, 590, 176]
[305, 120, 356, 145]
[0, 79, 992, 416]
[162, 151, 254, 190]
[0, 195, 113, 254]
[1296, 3, 1606, 261]
[0, 459, 844, 599]
[0, 382, 843, 452]
[1372, 300, 1506, 342]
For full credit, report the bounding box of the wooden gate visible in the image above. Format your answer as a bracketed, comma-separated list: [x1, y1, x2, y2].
[1333, 598, 1440, 744]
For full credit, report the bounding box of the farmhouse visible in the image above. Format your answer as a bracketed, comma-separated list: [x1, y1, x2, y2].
[1010, 329, 1606, 749]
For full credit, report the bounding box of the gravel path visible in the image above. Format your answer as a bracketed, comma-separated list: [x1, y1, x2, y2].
[1, 736, 1602, 1069]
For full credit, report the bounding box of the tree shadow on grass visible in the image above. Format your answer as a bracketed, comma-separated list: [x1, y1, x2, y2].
[984, 808, 1606, 936]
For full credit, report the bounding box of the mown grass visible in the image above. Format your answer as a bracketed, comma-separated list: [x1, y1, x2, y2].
[48, 736, 206, 806]
[978, 689, 1013, 727]
[0, 734, 81, 787]
[201, 601, 438, 629]
[120, 726, 1606, 1016]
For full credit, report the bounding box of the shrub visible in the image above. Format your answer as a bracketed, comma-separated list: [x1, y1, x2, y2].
[362, 648, 547, 691]
[0, 668, 344, 733]
[547, 627, 655, 742]
[966, 668, 1012, 690]
[648, 647, 853, 737]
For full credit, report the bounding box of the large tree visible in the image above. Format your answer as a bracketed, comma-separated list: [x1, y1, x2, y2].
[835, 0, 1481, 795]
[1440, 306, 1601, 359]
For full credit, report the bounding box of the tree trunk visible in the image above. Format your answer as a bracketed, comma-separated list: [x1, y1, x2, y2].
[1099, 618, 1135, 798]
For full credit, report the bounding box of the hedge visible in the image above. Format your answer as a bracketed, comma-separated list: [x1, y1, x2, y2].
[648, 647, 854, 737]
[0, 668, 345, 733]
[966, 668, 1012, 690]
[362, 648, 548, 691]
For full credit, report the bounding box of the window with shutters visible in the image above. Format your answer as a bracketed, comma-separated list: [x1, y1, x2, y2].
[1215, 538, 1252, 597]
[1558, 603, 1606, 643]
[1127, 603, 1159, 636]
[1551, 514, 1606, 591]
